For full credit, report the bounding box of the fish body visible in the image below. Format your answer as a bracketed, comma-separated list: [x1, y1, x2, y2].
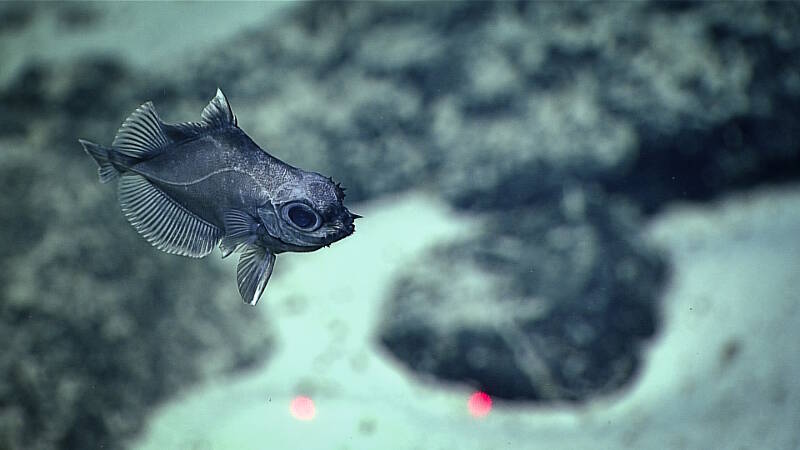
[80, 89, 357, 305]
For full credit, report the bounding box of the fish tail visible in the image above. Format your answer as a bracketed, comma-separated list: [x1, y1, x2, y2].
[79, 139, 121, 183]
[80, 98, 178, 184]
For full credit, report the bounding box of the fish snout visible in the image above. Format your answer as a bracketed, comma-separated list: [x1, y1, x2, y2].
[342, 210, 360, 234]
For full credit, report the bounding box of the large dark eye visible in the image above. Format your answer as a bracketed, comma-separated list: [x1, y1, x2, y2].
[284, 203, 321, 230]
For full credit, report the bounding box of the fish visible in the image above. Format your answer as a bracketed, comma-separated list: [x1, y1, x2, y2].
[79, 89, 358, 306]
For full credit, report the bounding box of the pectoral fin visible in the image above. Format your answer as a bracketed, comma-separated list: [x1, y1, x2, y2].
[237, 246, 276, 306]
[220, 209, 259, 258]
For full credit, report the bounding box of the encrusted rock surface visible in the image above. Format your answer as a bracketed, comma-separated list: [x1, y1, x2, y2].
[379, 190, 667, 401]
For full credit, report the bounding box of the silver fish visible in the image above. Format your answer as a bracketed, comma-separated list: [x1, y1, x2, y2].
[80, 89, 358, 306]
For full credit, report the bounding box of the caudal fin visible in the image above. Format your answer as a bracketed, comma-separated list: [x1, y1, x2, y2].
[79, 139, 119, 183]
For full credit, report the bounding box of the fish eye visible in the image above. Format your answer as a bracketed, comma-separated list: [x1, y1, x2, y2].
[283, 202, 321, 231]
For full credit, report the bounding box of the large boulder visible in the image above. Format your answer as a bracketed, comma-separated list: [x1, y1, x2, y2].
[378, 190, 667, 401]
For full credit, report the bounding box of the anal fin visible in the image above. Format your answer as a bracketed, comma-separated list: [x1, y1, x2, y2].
[237, 245, 276, 306]
[118, 174, 222, 258]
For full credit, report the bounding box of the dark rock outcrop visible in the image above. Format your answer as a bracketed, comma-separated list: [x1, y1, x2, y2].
[176, 2, 800, 212]
[379, 190, 667, 401]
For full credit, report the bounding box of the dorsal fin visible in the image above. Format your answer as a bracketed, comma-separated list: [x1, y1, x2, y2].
[112, 102, 169, 158]
[200, 88, 237, 128]
[159, 89, 238, 143]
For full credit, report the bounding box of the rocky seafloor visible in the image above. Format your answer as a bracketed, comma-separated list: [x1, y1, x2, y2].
[0, 2, 798, 449]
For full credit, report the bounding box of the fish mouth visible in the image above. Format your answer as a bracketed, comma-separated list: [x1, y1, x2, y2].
[343, 210, 360, 235]
[332, 223, 355, 237]
[328, 214, 357, 240]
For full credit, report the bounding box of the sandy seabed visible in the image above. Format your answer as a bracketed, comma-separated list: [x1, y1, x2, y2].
[134, 186, 800, 450]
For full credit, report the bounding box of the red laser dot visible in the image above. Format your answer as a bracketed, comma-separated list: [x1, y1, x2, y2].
[468, 391, 492, 418]
[289, 396, 316, 421]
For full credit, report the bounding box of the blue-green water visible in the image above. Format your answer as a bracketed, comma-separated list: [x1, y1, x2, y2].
[1, 2, 799, 449]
